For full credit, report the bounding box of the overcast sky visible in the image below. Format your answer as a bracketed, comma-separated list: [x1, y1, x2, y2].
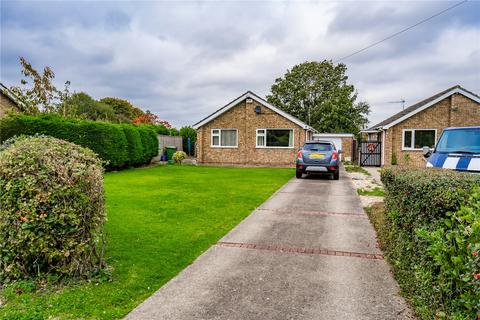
[1, 1, 479, 128]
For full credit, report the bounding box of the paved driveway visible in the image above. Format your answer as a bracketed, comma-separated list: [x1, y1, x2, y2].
[125, 168, 412, 320]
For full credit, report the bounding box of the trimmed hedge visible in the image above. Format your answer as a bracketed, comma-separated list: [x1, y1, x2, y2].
[378, 168, 480, 320]
[0, 115, 158, 170]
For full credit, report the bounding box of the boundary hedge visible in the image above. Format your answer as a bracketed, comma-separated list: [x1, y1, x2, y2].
[374, 167, 480, 319]
[0, 115, 158, 170]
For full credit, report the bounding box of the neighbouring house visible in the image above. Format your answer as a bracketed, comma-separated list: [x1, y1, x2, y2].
[362, 85, 480, 167]
[0, 83, 23, 118]
[193, 91, 317, 167]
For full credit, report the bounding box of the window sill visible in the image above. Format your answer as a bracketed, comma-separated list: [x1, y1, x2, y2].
[401, 148, 426, 152]
[256, 146, 294, 149]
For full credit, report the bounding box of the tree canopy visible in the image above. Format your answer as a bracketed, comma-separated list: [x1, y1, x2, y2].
[266, 60, 370, 134]
[7, 57, 173, 128]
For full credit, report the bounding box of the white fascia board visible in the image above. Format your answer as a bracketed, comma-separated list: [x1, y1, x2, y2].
[312, 133, 354, 138]
[383, 88, 480, 129]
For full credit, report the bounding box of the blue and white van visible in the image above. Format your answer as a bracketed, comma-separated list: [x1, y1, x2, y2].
[424, 126, 480, 172]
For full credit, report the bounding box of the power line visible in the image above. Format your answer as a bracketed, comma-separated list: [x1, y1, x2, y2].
[334, 0, 469, 63]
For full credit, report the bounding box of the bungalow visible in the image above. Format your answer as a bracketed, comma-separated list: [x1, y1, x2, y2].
[193, 91, 317, 167]
[362, 85, 480, 167]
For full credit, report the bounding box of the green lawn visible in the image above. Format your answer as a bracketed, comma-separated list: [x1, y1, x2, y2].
[0, 165, 293, 320]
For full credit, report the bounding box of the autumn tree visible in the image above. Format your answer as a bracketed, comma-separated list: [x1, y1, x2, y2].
[9, 57, 70, 114]
[132, 110, 172, 128]
[266, 60, 370, 134]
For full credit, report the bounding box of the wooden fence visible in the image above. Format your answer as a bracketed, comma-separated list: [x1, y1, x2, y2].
[152, 135, 183, 161]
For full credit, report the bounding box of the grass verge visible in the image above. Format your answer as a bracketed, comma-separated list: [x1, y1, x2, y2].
[344, 164, 371, 176]
[0, 165, 293, 319]
[357, 187, 385, 197]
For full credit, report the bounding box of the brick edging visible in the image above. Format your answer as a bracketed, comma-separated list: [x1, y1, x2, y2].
[256, 208, 366, 217]
[217, 241, 383, 260]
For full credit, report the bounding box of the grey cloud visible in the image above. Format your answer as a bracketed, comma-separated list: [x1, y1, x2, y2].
[1, 1, 479, 127]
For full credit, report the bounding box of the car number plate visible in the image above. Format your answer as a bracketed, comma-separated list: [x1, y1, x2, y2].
[309, 153, 325, 159]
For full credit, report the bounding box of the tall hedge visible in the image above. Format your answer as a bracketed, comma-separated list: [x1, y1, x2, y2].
[0, 115, 158, 169]
[378, 168, 480, 319]
[121, 124, 144, 166]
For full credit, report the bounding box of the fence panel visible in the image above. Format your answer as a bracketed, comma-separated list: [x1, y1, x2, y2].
[152, 135, 183, 161]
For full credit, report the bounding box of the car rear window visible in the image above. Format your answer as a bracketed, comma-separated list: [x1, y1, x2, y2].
[303, 143, 332, 151]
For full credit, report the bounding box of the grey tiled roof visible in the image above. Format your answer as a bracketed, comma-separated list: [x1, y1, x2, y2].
[366, 85, 480, 131]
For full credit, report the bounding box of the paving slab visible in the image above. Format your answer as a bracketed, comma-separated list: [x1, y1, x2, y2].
[125, 246, 411, 320]
[221, 209, 380, 254]
[125, 167, 413, 319]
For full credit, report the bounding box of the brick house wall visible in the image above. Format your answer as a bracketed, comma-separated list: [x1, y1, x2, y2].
[383, 93, 480, 167]
[341, 137, 353, 161]
[196, 99, 308, 167]
[0, 92, 18, 118]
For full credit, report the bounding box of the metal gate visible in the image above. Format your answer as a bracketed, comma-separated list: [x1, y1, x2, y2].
[360, 140, 382, 166]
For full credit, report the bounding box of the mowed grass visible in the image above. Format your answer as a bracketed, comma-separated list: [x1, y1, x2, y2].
[0, 165, 293, 320]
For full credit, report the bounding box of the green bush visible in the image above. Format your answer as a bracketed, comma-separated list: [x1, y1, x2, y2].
[121, 124, 144, 166]
[179, 126, 197, 156]
[136, 126, 158, 164]
[172, 151, 187, 163]
[378, 168, 480, 319]
[0, 136, 106, 280]
[0, 115, 160, 170]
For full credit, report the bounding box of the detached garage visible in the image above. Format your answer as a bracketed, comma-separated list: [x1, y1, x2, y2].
[312, 133, 354, 162]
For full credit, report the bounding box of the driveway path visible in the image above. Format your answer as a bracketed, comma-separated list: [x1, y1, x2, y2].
[125, 167, 412, 320]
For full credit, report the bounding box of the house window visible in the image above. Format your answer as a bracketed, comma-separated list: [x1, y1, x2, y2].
[402, 129, 436, 150]
[256, 129, 293, 148]
[211, 129, 237, 147]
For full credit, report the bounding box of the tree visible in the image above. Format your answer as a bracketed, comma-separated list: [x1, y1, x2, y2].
[9, 57, 70, 114]
[266, 60, 370, 134]
[99, 97, 138, 123]
[61, 92, 116, 121]
[133, 110, 172, 128]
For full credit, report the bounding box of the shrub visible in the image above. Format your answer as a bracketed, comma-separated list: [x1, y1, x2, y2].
[121, 124, 144, 166]
[179, 126, 197, 156]
[0, 136, 106, 280]
[172, 151, 187, 163]
[419, 188, 480, 319]
[377, 167, 480, 319]
[0, 114, 157, 170]
[136, 126, 158, 164]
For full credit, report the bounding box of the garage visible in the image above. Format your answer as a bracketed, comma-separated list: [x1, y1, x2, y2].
[311, 133, 354, 162]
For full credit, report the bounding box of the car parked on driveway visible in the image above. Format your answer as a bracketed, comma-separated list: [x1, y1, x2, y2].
[296, 140, 340, 179]
[423, 126, 480, 172]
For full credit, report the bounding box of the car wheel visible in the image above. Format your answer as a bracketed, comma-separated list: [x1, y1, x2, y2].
[296, 170, 303, 179]
[333, 170, 339, 180]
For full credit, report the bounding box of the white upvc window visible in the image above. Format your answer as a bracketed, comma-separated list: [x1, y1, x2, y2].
[256, 128, 294, 148]
[402, 129, 437, 150]
[211, 129, 238, 148]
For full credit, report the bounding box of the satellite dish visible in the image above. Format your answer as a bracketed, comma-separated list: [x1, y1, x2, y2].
[254, 106, 262, 114]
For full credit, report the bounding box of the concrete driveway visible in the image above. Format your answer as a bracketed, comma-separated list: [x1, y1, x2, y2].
[125, 168, 412, 320]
